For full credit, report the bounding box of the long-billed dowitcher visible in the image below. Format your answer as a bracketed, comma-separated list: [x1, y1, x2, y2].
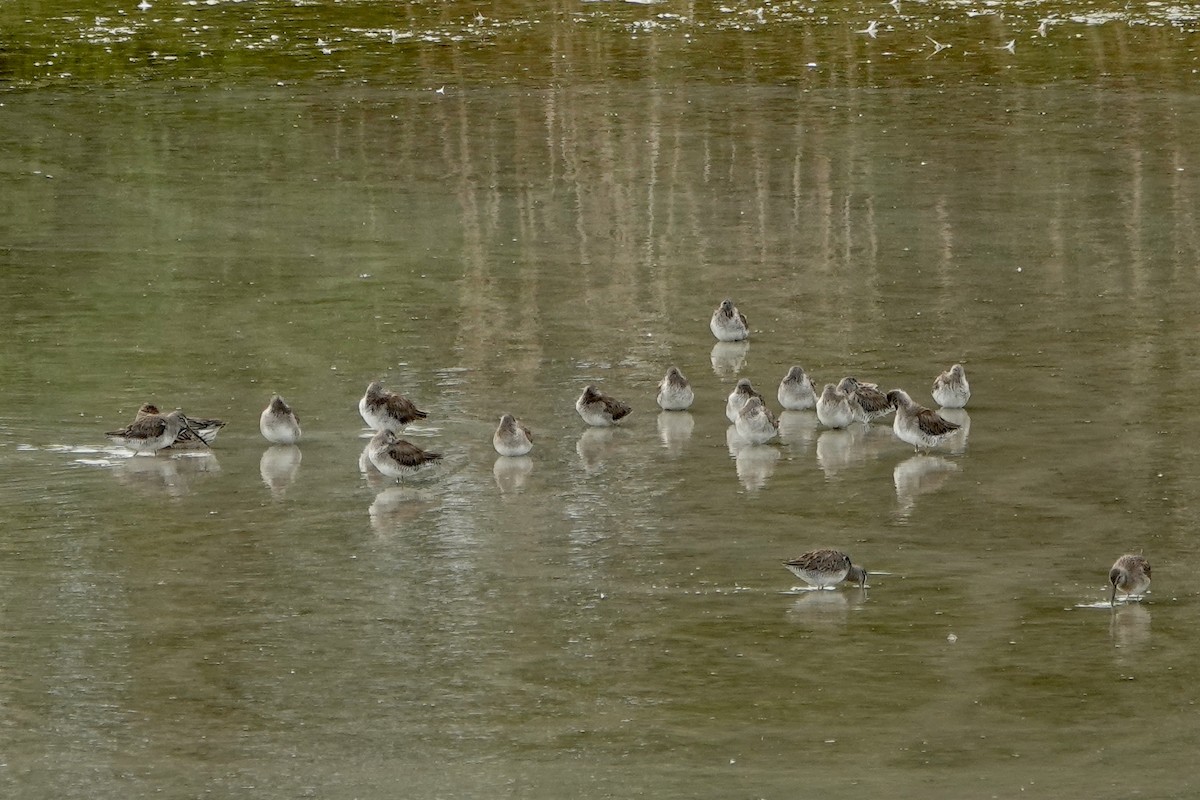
[576, 385, 632, 427]
[1109, 554, 1151, 605]
[709, 298, 749, 342]
[259, 395, 301, 444]
[367, 429, 443, 480]
[107, 409, 203, 455]
[359, 381, 427, 432]
[136, 403, 225, 447]
[838, 376, 894, 423]
[816, 383, 855, 429]
[777, 366, 817, 410]
[725, 378, 764, 423]
[493, 413, 533, 456]
[784, 549, 868, 589]
[932, 363, 971, 408]
[656, 366, 695, 411]
[886, 389, 961, 452]
[734, 396, 779, 445]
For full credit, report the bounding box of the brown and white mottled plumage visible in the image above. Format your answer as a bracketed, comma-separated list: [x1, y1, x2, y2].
[1109, 554, 1151, 605]
[576, 385, 632, 427]
[886, 389, 961, 452]
[493, 413, 533, 456]
[777, 366, 817, 410]
[932, 363, 971, 408]
[136, 403, 225, 447]
[838, 376, 895, 423]
[725, 378, 764, 423]
[106, 409, 200, 455]
[734, 396, 779, 445]
[783, 549, 868, 590]
[816, 383, 855, 429]
[656, 366, 695, 411]
[709, 298, 749, 342]
[259, 394, 301, 444]
[367, 429, 443, 480]
[359, 381, 428, 432]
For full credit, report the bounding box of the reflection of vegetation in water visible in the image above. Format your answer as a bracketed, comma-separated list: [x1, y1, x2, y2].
[2, 1, 1200, 88]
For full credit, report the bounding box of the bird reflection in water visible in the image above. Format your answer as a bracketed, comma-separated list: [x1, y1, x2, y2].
[734, 442, 780, 491]
[493, 455, 533, 493]
[368, 486, 438, 535]
[893, 454, 960, 516]
[260, 445, 301, 498]
[114, 451, 219, 498]
[786, 589, 866, 630]
[1110, 602, 1151, 659]
[710, 341, 749, 377]
[656, 411, 694, 457]
[778, 410, 818, 449]
[576, 427, 619, 473]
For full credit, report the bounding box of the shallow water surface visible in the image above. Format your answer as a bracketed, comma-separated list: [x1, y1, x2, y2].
[2, 3, 1200, 799]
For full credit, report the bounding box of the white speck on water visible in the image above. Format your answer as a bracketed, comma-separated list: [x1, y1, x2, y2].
[947, 633, 958, 643]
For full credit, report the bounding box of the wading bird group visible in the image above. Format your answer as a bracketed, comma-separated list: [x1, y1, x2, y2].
[104, 298, 1147, 606]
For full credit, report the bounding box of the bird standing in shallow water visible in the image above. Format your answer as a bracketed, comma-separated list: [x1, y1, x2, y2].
[493, 414, 533, 456]
[367, 429, 442, 480]
[107, 409, 203, 455]
[777, 366, 817, 410]
[656, 366, 694, 411]
[816, 383, 855, 429]
[576, 385, 632, 427]
[734, 396, 779, 445]
[1109, 554, 1151, 605]
[709, 299, 749, 342]
[136, 403, 225, 447]
[726, 378, 764, 423]
[259, 395, 301, 444]
[886, 389, 961, 452]
[359, 381, 427, 432]
[932, 363, 971, 408]
[838, 376, 894, 423]
[784, 550, 868, 590]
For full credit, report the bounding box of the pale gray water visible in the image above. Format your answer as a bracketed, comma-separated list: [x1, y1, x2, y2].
[2, 3, 1200, 798]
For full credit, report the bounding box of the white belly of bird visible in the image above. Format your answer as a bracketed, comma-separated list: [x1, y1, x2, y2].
[933, 383, 970, 408]
[260, 414, 301, 445]
[786, 564, 849, 589]
[577, 402, 617, 427]
[493, 433, 532, 457]
[657, 385, 694, 411]
[778, 384, 816, 410]
[817, 399, 854, 429]
[735, 411, 777, 445]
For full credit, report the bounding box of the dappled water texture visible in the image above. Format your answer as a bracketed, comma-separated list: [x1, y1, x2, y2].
[3, 2, 1200, 798]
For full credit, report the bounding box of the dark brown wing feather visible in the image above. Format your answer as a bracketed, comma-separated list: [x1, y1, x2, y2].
[915, 408, 960, 436]
[108, 415, 168, 438]
[602, 395, 632, 421]
[855, 385, 892, 415]
[381, 393, 427, 423]
[786, 549, 850, 572]
[387, 439, 442, 466]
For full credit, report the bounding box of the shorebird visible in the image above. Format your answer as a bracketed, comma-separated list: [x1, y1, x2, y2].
[837, 376, 894, 423]
[932, 363, 971, 408]
[816, 383, 855, 429]
[709, 298, 749, 342]
[576, 385, 632, 427]
[1109, 554, 1151, 605]
[106, 409, 203, 455]
[777, 366, 817, 410]
[493, 413, 533, 456]
[726, 378, 764, 423]
[259, 395, 301, 444]
[359, 381, 427, 432]
[135, 403, 225, 447]
[999, 39, 1016, 54]
[734, 396, 779, 445]
[367, 429, 442, 480]
[656, 366, 695, 411]
[926, 35, 951, 57]
[886, 389, 961, 452]
[784, 549, 868, 590]
[857, 20, 878, 38]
